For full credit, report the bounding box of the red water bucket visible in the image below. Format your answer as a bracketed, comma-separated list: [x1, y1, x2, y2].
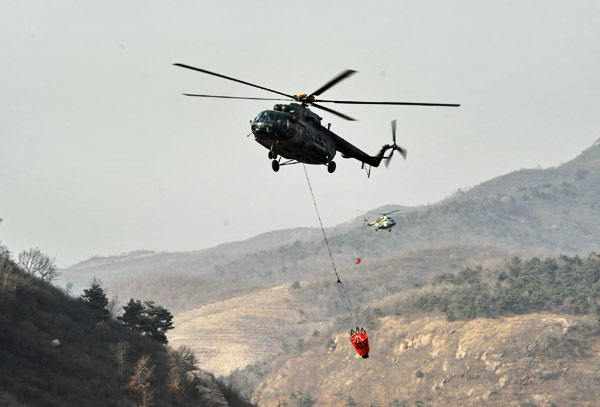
[350, 331, 369, 358]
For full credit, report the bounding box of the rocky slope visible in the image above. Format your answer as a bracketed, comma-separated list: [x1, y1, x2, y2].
[168, 245, 516, 376]
[253, 313, 600, 407]
[169, 283, 327, 376]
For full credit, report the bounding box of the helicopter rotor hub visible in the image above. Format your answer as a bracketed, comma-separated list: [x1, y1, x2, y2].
[292, 93, 316, 105]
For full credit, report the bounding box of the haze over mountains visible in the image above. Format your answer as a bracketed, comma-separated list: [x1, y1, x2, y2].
[60, 139, 600, 314]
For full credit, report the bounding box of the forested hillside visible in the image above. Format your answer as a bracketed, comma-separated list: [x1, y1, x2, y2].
[411, 253, 600, 321]
[0, 252, 247, 407]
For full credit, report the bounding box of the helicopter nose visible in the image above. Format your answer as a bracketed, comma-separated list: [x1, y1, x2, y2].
[251, 121, 273, 135]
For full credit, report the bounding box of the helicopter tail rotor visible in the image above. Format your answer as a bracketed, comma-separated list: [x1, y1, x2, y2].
[384, 146, 407, 167]
[383, 120, 407, 168]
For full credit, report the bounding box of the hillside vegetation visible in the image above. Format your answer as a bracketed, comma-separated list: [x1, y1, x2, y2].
[411, 253, 600, 321]
[230, 252, 600, 406]
[0, 253, 246, 407]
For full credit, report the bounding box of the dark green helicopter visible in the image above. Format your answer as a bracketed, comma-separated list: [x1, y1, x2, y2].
[174, 63, 459, 175]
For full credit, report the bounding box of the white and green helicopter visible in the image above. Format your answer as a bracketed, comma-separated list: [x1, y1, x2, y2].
[363, 210, 399, 232]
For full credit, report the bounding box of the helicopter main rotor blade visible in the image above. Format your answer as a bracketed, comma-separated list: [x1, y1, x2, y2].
[183, 93, 291, 101]
[382, 209, 400, 216]
[174, 63, 295, 99]
[391, 119, 397, 144]
[307, 69, 357, 99]
[317, 100, 461, 107]
[310, 102, 356, 121]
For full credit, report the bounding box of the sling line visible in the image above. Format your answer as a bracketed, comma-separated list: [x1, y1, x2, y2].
[302, 164, 357, 323]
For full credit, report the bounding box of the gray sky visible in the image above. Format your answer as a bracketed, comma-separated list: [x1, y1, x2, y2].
[1, 0, 599, 267]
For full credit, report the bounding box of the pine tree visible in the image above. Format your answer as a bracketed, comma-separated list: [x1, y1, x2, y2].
[141, 301, 174, 344]
[119, 299, 146, 333]
[118, 298, 174, 344]
[80, 278, 110, 321]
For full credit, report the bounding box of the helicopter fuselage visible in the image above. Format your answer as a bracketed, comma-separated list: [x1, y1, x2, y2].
[251, 103, 388, 167]
[365, 215, 396, 231]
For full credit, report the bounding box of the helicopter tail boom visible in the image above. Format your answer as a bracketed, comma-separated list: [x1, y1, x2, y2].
[330, 119, 407, 171]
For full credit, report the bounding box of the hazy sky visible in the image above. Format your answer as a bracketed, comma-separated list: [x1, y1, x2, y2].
[1, 1, 599, 267]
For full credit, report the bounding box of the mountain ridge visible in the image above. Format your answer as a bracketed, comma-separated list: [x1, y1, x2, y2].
[60, 140, 600, 315]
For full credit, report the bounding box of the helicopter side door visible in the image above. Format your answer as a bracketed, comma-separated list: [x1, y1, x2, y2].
[317, 130, 337, 160]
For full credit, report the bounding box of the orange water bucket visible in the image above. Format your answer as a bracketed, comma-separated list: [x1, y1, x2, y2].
[350, 329, 369, 358]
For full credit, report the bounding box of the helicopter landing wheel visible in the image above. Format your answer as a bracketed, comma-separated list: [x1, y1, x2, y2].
[388, 229, 392, 232]
[271, 159, 280, 172]
[327, 161, 336, 173]
[268, 151, 278, 160]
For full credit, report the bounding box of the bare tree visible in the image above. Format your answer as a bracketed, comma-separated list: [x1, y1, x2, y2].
[0, 253, 16, 292]
[109, 341, 130, 385]
[175, 345, 197, 371]
[166, 354, 184, 401]
[17, 248, 59, 283]
[0, 241, 10, 260]
[108, 294, 120, 319]
[126, 354, 155, 407]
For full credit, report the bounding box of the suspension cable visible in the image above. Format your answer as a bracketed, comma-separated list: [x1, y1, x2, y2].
[302, 164, 357, 324]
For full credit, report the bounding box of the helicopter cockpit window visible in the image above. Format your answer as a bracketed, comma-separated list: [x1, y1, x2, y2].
[275, 113, 284, 126]
[254, 112, 266, 122]
[267, 112, 276, 121]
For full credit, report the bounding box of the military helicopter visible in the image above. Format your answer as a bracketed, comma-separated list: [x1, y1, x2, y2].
[174, 63, 459, 175]
[363, 210, 400, 232]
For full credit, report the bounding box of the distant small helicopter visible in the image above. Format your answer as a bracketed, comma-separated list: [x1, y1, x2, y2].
[363, 210, 400, 232]
[174, 64, 459, 176]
